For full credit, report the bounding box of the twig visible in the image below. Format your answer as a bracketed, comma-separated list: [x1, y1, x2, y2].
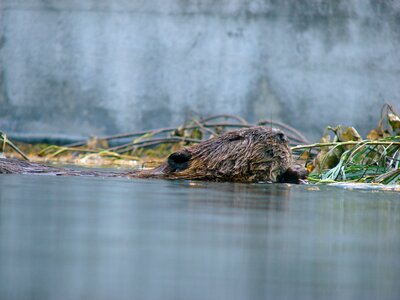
[116, 137, 203, 153]
[66, 122, 306, 150]
[258, 119, 309, 144]
[191, 119, 219, 137]
[291, 140, 400, 151]
[200, 114, 248, 125]
[39, 146, 100, 156]
[117, 137, 201, 153]
[0, 132, 30, 161]
[63, 123, 250, 147]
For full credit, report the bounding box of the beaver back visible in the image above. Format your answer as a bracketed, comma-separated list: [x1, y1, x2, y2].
[141, 126, 293, 183]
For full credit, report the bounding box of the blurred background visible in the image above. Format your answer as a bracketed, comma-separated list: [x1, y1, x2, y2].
[1, 0, 399, 141]
[2, 3, 400, 300]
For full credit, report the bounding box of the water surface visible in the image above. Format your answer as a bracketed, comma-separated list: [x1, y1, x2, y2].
[0, 175, 399, 300]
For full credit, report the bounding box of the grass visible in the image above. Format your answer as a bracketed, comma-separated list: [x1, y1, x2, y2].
[295, 134, 400, 185]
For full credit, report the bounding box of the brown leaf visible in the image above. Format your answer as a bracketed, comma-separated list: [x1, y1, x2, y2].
[313, 131, 342, 172]
[367, 129, 381, 141]
[299, 151, 310, 161]
[87, 136, 109, 150]
[388, 112, 400, 134]
[340, 127, 362, 142]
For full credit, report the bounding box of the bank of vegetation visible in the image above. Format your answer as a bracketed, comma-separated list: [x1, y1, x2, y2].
[1, 105, 399, 185]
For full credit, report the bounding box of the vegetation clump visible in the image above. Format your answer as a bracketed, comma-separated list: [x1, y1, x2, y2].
[293, 104, 400, 185]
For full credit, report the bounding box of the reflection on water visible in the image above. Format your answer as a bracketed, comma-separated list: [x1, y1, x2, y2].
[0, 175, 399, 300]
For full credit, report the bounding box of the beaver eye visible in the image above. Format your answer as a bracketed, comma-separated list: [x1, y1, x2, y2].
[266, 149, 274, 157]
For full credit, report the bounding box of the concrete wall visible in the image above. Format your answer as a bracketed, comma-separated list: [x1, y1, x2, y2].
[1, 0, 400, 142]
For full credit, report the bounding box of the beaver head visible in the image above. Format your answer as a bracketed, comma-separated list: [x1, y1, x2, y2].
[142, 126, 294, 183]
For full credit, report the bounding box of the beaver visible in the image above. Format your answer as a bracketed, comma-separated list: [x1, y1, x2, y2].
[0, 127, 308, 183]
[139, 126, 307, 183]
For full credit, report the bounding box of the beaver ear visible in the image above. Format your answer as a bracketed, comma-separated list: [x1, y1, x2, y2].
[227, 134, 244, 142]
[275, 132, 288, 143]
[167, 150, 192, 172]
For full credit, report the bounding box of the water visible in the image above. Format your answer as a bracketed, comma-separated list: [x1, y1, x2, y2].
[0, 175, 399, 300]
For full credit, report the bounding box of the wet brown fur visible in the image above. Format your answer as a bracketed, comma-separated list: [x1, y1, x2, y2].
[139, 126, 294, 183]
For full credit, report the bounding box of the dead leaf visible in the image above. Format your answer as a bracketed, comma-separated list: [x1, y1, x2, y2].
[313, 130, 342, 172]
[86, 136, 109, 150]
[388, 112, 400, 134]
[340, 127, 362, 142]
[367, 129, 381, 141]
[299, 151, 310, 161]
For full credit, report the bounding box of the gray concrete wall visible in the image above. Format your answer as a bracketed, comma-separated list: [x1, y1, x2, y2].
[1, 0, 400, 142]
